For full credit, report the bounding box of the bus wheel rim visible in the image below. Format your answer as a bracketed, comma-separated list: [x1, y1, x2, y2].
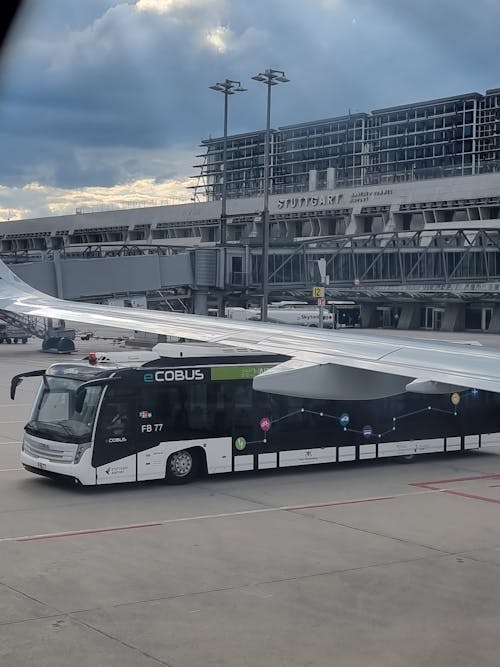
[169, 451, 192, 477]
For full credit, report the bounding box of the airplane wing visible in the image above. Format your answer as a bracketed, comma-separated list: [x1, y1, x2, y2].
[1, 258, 500, 399]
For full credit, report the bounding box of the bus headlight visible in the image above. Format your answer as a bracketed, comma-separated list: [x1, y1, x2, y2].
[74, 442, 91, 463]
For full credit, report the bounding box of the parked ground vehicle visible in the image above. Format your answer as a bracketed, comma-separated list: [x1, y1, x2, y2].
[10, 343, 499, 486]
[0, 321, 31, 344]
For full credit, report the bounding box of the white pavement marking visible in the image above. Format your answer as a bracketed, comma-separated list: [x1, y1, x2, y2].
[0, 404, 31, 408]
[0, 468, 23, 472]
[0, 488, 443, 545]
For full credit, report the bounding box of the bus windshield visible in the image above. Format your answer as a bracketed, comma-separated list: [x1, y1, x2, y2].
[26, 376, 103, 444]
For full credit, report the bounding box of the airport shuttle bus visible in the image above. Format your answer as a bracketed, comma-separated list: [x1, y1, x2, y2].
[11, 343, 500, 486]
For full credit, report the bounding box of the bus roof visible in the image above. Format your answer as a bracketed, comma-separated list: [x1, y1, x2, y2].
[152, 342, 269, 359]
[70, 343, 281, 371]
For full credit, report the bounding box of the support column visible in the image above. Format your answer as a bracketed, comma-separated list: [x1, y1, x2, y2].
[359, 303, 378, 328]
[441, 304, 465, 332]
[53, 251, 64, 298]
[487, 304, 500, 333]
[326, 167, 336, 189]
[217, 293, 225, 318]
[193, 291, 208, 316]
[308, 169, 318, 191]
[397, 304, 421, 330]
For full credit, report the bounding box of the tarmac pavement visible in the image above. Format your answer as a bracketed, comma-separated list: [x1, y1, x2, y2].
[0, 331, 499, 666]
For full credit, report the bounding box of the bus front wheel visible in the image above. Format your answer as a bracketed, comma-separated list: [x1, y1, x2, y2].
[165, 448, 200, 484]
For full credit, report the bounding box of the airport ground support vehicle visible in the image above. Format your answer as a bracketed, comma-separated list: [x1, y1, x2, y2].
[0, 321, 30, 344]
[11, 343, 499, 486]
[4, 256, 500, 486]
[225, 306, 335, 328]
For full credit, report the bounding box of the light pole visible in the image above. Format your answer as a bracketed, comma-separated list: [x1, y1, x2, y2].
[209, 79, 246, 245]
[251, 69, 289, 322]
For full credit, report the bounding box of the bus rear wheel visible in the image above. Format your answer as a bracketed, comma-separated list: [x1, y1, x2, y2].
[397, 454, 416, 463]
[165, 449, 199, 484]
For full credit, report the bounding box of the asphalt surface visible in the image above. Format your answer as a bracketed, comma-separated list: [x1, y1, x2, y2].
[0, 330, 500, 666]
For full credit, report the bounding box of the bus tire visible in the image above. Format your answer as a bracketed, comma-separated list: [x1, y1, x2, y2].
[165, 448, 200, 484]
[6, 338, 11, 344]
[397, 454, 416, 463]
[13, 338, 18, 344]
[22, 338, 27, 344]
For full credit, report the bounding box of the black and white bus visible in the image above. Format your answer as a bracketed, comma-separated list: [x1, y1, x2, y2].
[11, 343, 500, 486]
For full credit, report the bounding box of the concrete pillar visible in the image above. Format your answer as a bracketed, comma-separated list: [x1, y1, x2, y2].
[53, 251, 64, 298]
[193, 290, 208, 315]
[397, 304, 421, 330]
[217, 293, 225, 318]
[441, 303, 465, 332]
[487, 304, 500, 333]
[308, 170, 318, 191]
[359, 303, 378, 328]
[326, 167, 336, 189]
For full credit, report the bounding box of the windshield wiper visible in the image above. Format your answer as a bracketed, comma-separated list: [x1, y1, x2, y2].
[25, 420, 74, 440]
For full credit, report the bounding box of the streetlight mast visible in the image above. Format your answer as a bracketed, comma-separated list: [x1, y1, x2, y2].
[251, 69, 290, 322]
[209, 79, 246, 245]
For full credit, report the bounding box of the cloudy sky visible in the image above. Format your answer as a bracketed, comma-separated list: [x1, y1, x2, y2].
[0, 0, 499, 220]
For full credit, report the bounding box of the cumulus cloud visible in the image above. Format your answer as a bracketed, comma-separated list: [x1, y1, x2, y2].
[1, 0, 499, 219]
[136, 0, 226, 18]
[0, 176, 193, 221]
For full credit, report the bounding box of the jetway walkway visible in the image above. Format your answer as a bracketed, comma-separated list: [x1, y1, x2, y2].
[242, 228, 500, 299]
[4, 226, 500, 332]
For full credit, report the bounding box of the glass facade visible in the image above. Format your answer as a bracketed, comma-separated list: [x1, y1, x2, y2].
[195, 89, 500, 201]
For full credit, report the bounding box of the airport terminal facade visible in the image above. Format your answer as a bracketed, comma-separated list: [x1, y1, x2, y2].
[195, 88, 500, 199]
[2, 88, 500, 332]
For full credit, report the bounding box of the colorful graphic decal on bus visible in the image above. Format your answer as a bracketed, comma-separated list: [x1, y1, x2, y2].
[259, 417, 271, 432]
[238, 394, 474, 448]
[234, 437, 247, 451]
[339, 412, 350, 428]
[362, 425, 374, 439]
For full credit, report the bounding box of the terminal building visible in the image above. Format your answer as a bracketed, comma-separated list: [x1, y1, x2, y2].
[1, 88, 500, 333]
[195, 88, 500, 199]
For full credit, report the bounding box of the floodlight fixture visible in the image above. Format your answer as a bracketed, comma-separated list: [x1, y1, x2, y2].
[209, 78, 246, 248]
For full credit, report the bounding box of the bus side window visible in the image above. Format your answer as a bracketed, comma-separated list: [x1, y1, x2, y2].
[185, 383, 214, 433]
[231, 382, 254, 432]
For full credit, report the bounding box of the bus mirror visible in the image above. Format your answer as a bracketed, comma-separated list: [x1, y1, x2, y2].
[10, 377, 22, 401]
[10, 370, 46, 400]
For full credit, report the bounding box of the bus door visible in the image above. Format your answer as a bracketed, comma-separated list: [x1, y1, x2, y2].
[92, 384, 138, 484]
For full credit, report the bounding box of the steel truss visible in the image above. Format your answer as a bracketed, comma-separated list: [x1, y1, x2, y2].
[244, 228, 500, 300]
